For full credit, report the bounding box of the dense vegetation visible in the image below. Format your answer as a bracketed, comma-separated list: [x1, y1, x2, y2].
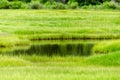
[0, 0, 120, 9]
[0, 10, 120, 54]
[0, 0, 120, 79]
[0, 51, 120, 79]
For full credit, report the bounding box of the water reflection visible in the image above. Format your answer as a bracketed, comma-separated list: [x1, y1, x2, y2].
[0, 40, 96, 56]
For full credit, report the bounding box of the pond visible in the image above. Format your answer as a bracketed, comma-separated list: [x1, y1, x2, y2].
[0, 40, 98, 56]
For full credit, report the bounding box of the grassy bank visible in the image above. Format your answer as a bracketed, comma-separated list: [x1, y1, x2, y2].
[0, 51, 120, 67]
[0, 51, 120, 79]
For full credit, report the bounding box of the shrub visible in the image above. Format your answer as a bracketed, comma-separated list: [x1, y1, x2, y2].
[0, 0, 10, 9]
[29, 1, 42, 9]
[75, 0, 111, 6]
[81, 5, 89, 9]
[43, 1, 52, 9]
[81, 4, 104, 10]
[67, 2, 78, 9]
[9, 1, 28, 9]
[51, 2, 66, 9]
[102, 2, 118, 9]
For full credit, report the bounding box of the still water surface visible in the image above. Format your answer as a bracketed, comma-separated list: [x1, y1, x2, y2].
[0, 40, 98, 56]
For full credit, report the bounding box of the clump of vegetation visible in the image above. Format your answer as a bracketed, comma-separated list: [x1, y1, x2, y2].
[102, 1, 118, 9]
[0, 36, 30, 48]
[51, 2, 66, 9]
[9, 1, 28, 9]
[0, 0, 10, 9]
[29, 1, 43, 9]
[67, 1, 78, 9]
[93, 40, 120, 53]
[85, 51, 120, 66]
[0, 55, 32, 67]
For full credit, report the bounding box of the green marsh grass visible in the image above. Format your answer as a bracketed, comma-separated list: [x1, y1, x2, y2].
[0, 51, 119, 79]
[0, 66, 120, 80]
[1, 10, 120, 40]
[85, 51, 120, 66]
[0, 52, 119, 80]
[0, 55, 31, 67]
[0, 35, 30, 48]
[0, 10, 120, 79]
[0, 50, 120, 67]
[93, 40, 120, 53]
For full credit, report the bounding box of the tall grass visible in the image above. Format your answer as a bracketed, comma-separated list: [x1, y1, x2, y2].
[0, 50, 120, 67]
[1, 10, 120, 40]
[0, 50, 119, 79]
[93, 40, 120, 53]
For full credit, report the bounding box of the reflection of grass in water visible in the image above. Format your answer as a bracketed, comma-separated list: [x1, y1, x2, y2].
[20, 51, 120, 66]
[0, 40, 95, 56]
[22, 42, 94, 56]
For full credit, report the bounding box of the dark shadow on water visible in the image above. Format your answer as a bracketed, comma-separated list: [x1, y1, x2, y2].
[0, 40, 96, 56]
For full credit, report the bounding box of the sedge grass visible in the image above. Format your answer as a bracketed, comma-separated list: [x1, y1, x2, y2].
[0, 52, 120, 79]
[93, 40, 120, 53]
[1, 10, 120, 48]
[0, 10, 120, 40]
[0, 9, 120, 80]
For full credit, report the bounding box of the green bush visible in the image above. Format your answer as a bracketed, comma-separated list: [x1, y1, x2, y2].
[43, 1, 52, 9]
[102, 2, 118, 9]
[75, 0, 111, 6]
[51, 2, 66, 9]
[9, 1, 28, 9]
[0, 0, 10, 9]
[29, 1, 42, 9]
[67, 2, 78, 9]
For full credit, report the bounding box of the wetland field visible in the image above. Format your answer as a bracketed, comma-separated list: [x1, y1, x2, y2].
[0, 10, 120, 80]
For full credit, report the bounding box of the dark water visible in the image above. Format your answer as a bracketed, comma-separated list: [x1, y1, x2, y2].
[0, 40, 96, 56]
